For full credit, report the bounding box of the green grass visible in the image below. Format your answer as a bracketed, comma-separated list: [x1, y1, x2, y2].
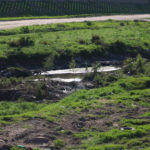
[0, 14, 99, 21]
[0, 102, 46, 124]
[0, 20, 150, 68]
[87, 144, 125, 150]
[0, 15, 77, 21]
[0, 76, 150, 122]
[0, 76, 150, 149]
[79, 125, 149, 148]
[0, 13, 126, 21]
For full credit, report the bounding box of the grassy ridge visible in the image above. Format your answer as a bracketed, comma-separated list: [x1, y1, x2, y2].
[0, 21, 150, 69]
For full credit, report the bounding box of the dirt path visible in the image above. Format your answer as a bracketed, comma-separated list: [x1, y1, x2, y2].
[0, 14, 150, 30]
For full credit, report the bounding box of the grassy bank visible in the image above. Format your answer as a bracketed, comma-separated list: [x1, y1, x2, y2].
[0, 13, 125, 21]
[0, 20, 150, 69]
[0, 76, 150, 149]
[0, 14, 97, 21]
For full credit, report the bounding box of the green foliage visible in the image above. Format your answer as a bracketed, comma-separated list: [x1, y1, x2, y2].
[43, 55, 54, 71]
[84, 68, 120, 88]
[108, 40, 128, 54]
[134, 54, 146, 74]
[0, 77, 22, 88]
[143, 147, 150, 150]
[20, 26, 30, 33]
[0, 101, 45, 116]
[54, 139, 66, 148]
[8, 37, 34, 48]
[87, 144, 125, 150]
[95, 129, 147, 144]
[69, 58, 76, 69]
[85, 21, 92, 26]
[123, 57, 134, 74]
[34, 82, 48, 99]
[121, 119, 150, 126]
[123, 54, 146, 75]
[0, 21, 150, 67]
[11, 146, 39, 150]
[11, 147, 25, 150]
[118, 77, 150, 90]
[0, 76, 150, 148]
[91, 35, 103, 45]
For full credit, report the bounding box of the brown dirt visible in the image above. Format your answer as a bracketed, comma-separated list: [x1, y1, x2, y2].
[0, 100, 149, 150]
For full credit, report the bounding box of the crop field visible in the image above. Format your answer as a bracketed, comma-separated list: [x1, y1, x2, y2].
[0, 0, 150, 17]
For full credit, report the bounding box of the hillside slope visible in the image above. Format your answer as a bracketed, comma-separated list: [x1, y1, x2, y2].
[0, 76, 150, 149]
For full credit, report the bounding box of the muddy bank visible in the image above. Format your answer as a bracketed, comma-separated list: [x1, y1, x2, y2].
[0, 78, 94, 102]
[0, 65, 120, 102]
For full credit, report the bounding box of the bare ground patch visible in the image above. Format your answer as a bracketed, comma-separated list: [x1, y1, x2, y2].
[0, 101, 149, 150]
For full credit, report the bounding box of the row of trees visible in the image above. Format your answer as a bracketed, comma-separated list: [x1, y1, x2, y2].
[0, 0, 150, 17]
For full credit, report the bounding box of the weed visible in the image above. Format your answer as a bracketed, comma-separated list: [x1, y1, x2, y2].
[54, 139, 66, 148]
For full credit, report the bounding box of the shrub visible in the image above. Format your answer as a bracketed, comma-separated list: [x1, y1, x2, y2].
[122, 57, 135, 74]
[69, 58, 76, 69]
[8, 37, 34, 48]
[11, 146, 25, 150]
[54, 139, 66, 148]
[87, 144, 125, 150]
[108, 40, 127, 54]
[43, 55, 54, 71]
[56, 24, 66, 30]
[123, 54, 146, 75]
[118, 77, 150, 90]
[120, 22, 125, 26]
[20, 26, 29, 33]
[91, 35, 103, 45]
[79, 39, 86, 44]
[85, 21, 92, 26]
[134, 54, 146, 74]
[96, 129, 147, 144]
[34, 82, 48, 99]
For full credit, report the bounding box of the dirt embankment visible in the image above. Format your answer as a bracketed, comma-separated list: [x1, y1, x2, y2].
[0, 14, 150, 30]
[0, 102, 149, 150]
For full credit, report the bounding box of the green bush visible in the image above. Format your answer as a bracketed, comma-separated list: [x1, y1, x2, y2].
[8, 37, 34, 48]
[54, 139, 66, 148]
[87, 144, 125, 150]
[91, 35, 103, 45]
[123, 54, 146, 75]
[95, 129, 147, 144]
[108, 40, 128, 54]
[34, 82, 48, 99]
[43, 54, 54, 71]
[118, 77, 150, 90]
[20, 26, 29, 33]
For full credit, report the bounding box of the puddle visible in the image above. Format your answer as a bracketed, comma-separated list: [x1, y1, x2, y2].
[35, 66, 121, 83]
[51, 78, 82, 82]
[41, 66, 121, 76]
